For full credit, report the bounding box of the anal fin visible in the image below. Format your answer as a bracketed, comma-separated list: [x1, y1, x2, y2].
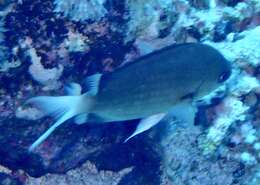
[124, 113, 166, 142]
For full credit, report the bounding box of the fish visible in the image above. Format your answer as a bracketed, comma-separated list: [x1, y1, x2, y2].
[25, 43, 231, 151]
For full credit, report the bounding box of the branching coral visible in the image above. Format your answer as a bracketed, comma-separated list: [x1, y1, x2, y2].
[54, 0, 107, 22]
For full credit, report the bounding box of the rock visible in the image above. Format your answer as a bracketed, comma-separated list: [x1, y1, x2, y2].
[0, 173, 23, 185]
[25, 161, 132, 185]
[157, 122, 243, 185]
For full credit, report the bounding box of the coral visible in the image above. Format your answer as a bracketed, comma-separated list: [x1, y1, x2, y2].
[0, 165, 11, 174]
[0, 165, 23, 185]
[158, 123, 243, 185]
[63, 29, 90, 52]
[125, 0, 178, 42]
[0, 17, 6, 54]
[228, 73, 259, 96]
[199, 97, 249, 155]
[240, 152, 257, 166]
[0, 0, 259, 185]
[248, 167, 260, 185]
[241, 123, 257, 144]
[21, 38, 63, 90]
[254, 143, 260, 151]
[15, 106, 44, 120]
[54, 0, 107, 22]
[25, 161, 132, 185]
[0, 173, 23, 185]
[197, 24, 260, 162]
[126, 0, 260, 50]
[0, 3, 21, 72]
[186, 1, 259, 41]
[0, 17, 9, 71]
[0, 0, 135, 180]
[206, 26, 260, 66]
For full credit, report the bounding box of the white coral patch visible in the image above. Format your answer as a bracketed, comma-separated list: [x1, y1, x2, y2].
[206, 97, 249, 144]
[20, 38, 63, 90]
[206, 26, 260, 66]
[229, 74, 260, 96]
[240, 152, 257, 165]
[54, 0, 107, 22]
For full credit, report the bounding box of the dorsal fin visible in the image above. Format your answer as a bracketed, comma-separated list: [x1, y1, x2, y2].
[85, 73, 102, 95]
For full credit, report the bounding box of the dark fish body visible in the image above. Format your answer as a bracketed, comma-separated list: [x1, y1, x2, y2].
[26, 43, 231, 151]
[93, 43, 230, 121]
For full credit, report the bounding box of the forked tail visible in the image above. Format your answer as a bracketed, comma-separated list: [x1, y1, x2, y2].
[26, 94, 93, 151]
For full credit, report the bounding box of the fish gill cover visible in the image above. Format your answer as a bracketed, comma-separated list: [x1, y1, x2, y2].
[0, 0, 259, 185]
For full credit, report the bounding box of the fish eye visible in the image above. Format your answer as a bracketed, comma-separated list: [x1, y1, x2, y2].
[218, 71, 230, 83]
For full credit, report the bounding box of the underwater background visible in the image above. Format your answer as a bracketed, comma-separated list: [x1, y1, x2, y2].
[0, 0, 259, 185]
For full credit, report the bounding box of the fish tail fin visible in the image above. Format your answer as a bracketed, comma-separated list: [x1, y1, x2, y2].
[27, 93, 94, 151]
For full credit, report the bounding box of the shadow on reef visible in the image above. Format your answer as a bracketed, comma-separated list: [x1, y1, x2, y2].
[0, 116, 162, 184]
[95, 137, 162, 185]
[0, 173, 23, 185]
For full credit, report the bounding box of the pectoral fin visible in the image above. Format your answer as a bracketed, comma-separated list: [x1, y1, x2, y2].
[74, 113, 88, 124]
[65, 83, 82, 95]
[168, 102, 197, 125]
[124, 113, 166, 142]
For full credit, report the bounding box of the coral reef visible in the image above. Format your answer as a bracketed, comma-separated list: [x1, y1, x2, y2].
[123, 0, 260, 184]
[158, 123, 246, 185]
[198, 97, 250, 156]
[0, 165, 23, 185]
[25, 161, 132, 185]
[206, 26, 260, 66]
[0, 0, 259, 185]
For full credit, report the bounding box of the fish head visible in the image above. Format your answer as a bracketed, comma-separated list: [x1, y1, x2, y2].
[193, 46, 232, 100]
